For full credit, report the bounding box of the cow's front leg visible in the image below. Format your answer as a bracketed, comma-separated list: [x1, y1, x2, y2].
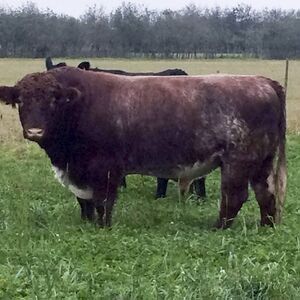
[77, 197, 95, 221]
[94, 187, 118, 227]
[93, 172, 120, 227]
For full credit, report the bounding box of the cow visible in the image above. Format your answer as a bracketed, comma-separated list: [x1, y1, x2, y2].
[46, 57, 188, 76]
[77, 60, 188, 76]
[0, 67, 287, 228]
[45, 57, 205, 199]
[45, 57, 67, 70]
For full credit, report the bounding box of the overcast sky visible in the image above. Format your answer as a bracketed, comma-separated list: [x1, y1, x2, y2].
[0, 0, 299, 17]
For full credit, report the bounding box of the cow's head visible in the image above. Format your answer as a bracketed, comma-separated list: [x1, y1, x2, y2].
[0, 72, 81, 143]
[77, 61, 90, 70]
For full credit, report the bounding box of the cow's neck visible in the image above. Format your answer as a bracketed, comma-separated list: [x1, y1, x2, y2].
[39, 110, 80, 170]
[39, 135, 71, 170]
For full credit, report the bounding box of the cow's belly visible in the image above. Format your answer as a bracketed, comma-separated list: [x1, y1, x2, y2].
[175, 159, 219, 179]
[127, 152, 221, 179]
[52, 166, 93, 200]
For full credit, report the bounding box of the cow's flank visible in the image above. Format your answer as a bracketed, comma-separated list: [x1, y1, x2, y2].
[0, 67, 286, 228]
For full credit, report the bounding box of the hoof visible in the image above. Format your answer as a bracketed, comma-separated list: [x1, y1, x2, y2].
[214, 218, 233, 229]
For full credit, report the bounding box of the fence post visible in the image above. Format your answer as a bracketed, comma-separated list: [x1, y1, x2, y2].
[284, 59, 289, 99]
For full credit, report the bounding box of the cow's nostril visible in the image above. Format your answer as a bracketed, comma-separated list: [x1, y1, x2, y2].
[26, 128, 44, 136]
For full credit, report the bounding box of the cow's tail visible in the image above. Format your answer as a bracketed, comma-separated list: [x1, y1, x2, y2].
[45, 57, 53, 71]
[270, 79, 287, 224]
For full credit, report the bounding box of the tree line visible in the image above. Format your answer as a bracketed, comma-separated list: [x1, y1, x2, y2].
[0, 2, 299, 59]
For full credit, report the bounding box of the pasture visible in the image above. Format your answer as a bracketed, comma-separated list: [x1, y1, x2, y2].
[0, 58, 300, 298]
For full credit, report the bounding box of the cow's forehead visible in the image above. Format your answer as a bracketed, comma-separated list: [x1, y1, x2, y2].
[17, 72, 59, 96]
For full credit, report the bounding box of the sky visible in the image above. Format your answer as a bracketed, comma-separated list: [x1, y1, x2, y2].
[0, 0, 299, 17]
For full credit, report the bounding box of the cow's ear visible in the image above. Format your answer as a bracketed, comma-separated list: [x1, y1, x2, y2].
[64, 87, 81, 103]
[77, 61, 90, 70]
[0, 86, 20, 108]
[52, 86, 81, 105]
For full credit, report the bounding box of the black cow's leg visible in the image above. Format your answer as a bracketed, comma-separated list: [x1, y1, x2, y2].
[194, 177, 206, 198]
[187, 178, 206, 198]
[250, 156, 276, 226]
[216, 163, 249, 229]
[155, 178, 169, 198]
[77, 198, 95, 221]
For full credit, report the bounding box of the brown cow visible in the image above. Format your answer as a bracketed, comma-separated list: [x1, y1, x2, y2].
[0, 67, 287, 228]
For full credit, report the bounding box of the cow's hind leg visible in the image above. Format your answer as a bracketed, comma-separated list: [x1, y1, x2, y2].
[216, 163, 249, 229]
[77, 198, 95, 221]
[250, 156, 276, 226]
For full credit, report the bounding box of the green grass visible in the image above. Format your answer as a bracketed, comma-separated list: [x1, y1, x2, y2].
[0, 137, 300, 299]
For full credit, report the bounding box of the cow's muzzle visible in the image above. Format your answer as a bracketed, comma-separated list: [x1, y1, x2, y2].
[25, 128, 44, 140]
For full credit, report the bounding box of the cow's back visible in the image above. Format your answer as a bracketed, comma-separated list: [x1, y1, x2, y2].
[51, 69, 283, 177]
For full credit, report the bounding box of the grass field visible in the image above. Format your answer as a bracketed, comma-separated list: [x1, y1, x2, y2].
[0, 59, 300, 298]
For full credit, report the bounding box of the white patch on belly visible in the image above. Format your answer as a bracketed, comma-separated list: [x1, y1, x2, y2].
[52, 166, 93, 200]
[176, 153, 221, 180]
[176, 161, 212, 179]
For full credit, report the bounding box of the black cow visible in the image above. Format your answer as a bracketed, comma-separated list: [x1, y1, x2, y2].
[45, 57, 66, 70]
[77, 60, 188, 76]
